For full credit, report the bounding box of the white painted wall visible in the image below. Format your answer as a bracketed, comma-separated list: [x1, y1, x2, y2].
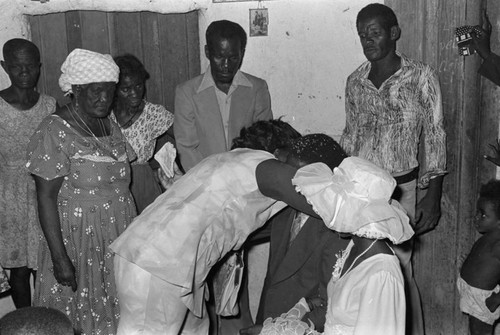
[199, 0, 379, 138]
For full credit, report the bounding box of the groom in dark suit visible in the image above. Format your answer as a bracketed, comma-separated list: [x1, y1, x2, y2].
[257, 209, 347, 329]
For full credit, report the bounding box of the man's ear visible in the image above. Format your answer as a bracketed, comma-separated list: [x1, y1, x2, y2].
[204, 45, 210, 59]
[273, 148, 289, 162]
[390, 25, 401, 41]
[0, 60, 5, 72]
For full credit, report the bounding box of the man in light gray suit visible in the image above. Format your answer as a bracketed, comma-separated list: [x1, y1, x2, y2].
[174, 19, 272, 172]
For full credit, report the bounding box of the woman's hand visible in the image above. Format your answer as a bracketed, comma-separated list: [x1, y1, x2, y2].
[157, 162, 184, 191]
[486, 291, 500, 312]
[52, 255, 77, 292]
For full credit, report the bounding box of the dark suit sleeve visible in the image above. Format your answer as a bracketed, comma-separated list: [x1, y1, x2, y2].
[479, 53, 500, 87]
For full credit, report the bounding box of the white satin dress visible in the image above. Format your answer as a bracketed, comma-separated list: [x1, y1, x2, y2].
[110, 148, 286, 335]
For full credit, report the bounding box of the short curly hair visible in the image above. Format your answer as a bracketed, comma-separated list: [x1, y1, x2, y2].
[206, 20, 247, 53]
[231, 118, 301, 153]
[114, 54, 150, 82]
[3, 38, 40, 63]
[357, 3, 399, 32]
[287, 133, 348, 170]
[0, 307, 73, 335]
[479, 179, 500, 218]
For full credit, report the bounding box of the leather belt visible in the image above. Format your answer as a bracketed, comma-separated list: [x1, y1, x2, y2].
[394, 167, 419, 185]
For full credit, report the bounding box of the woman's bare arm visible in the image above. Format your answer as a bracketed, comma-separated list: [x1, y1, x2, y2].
[34, 175, 77, 291]
[256, 159, 319, 218]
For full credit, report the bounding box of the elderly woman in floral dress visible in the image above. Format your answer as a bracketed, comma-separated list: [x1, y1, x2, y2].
[26, 49, 136, 335]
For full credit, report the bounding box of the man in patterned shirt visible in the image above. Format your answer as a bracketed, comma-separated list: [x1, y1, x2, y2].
[340, 4, 447, 335]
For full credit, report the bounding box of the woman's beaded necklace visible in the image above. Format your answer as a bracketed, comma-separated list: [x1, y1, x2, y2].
[67, 104, 109, 142]
[67, 104, 117, 159]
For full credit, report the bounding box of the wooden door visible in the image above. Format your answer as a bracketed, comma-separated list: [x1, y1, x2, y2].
[29, 10, 200, 112]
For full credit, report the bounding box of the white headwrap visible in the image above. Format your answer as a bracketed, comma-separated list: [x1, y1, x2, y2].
[292, 156, 414, 244]
[58, 48, 119, 95]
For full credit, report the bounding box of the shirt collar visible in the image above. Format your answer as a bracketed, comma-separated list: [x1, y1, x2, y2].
[360, 51, 410, 78]
[197, 66, 252, 94]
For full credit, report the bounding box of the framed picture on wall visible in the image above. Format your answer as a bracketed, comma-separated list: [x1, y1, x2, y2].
[213, 0, 255, 2]
[249, 8, 268, 37]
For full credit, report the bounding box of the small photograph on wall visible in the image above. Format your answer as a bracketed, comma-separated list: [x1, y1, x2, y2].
[213, 0, 254, 2]
[250, 8, 268, 37]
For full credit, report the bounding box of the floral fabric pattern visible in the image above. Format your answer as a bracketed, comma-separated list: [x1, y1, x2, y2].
[0, 95, 56, 269]
[110, 101, 173, 213]
[111, 100, 173, 164]
[26, 115, 136, 335]
[340, 53, 447, 188]
[0, 265, 10, 293]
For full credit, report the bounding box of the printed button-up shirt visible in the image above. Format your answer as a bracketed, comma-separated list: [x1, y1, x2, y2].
[340, 53, 447, 188]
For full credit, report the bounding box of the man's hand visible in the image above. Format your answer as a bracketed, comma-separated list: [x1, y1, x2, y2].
[486, 291, 500, 312]
[305, 295, 326, 311]
[485, 139, 500, 167]
[414, 176, 443, 235]
[240, 324, 263, 335]
[471, 9, 492, 60]
[414, 193, 441, 235]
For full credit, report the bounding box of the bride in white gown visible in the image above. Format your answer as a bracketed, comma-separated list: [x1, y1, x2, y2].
[260, 157, 414, 335]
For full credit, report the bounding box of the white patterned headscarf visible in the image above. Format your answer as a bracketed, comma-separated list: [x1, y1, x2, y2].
[58, 48, 119, 95]
[292, 156, 414, 244]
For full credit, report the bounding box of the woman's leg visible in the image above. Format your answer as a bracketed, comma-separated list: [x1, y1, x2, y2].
[9, 266, 33, 308]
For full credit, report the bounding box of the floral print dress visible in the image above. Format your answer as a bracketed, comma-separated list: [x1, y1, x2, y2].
[26, 114, 136, 335]
[0, 264, 10, 293]
[0, 94, 56, 269]
[110, 101, 174, 213]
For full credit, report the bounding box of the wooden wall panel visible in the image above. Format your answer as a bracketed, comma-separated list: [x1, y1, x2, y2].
[29, 10, 200, 114]
[159, 14, 189, 111]
[29, 13, 70, 106]
[112, 12, 143, 59]
[479, 0, 500, 185]
[186, 11, 201, 79]
[385, 0, 485, 333]
[140, 12, 164, 108]
[80, 11, 111, 54]
[65, 11, 83, 53]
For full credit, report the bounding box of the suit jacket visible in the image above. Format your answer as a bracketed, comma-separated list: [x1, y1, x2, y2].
[256, 207, 349, 331]
[174, 70, 272, 171]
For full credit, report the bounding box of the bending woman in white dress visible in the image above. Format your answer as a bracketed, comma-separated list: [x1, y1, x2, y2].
[110, 120, 349, 335]
[259, 157, 414, 335]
